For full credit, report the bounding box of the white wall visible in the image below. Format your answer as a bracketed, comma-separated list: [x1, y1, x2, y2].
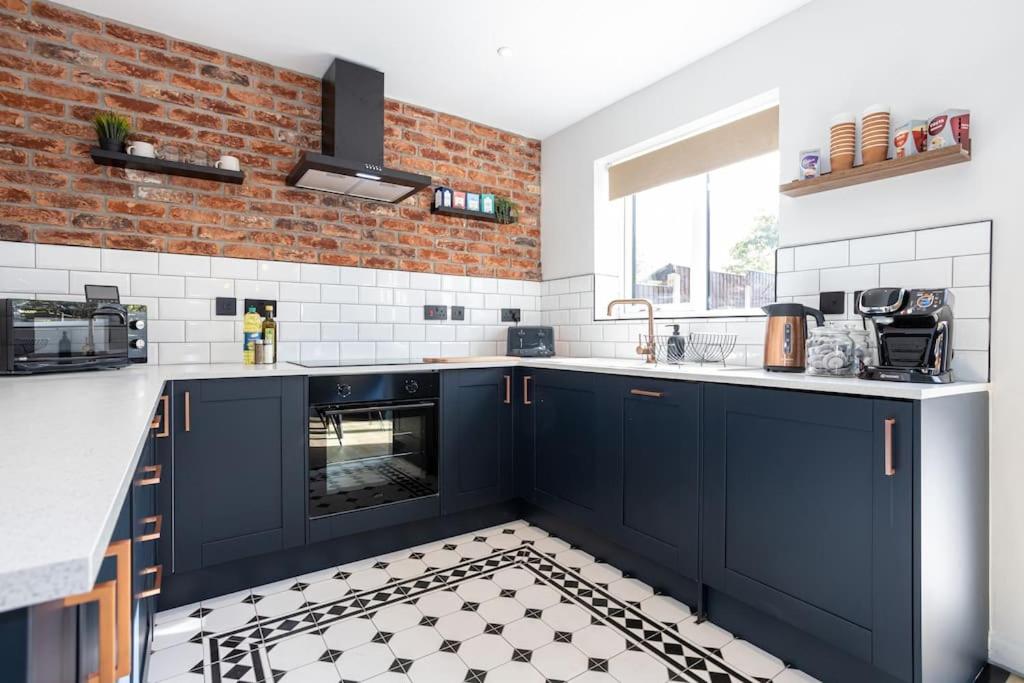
[540, 0, 1024, 670]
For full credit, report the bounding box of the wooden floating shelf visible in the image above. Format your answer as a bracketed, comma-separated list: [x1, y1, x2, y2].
[90, 147, 246, 184]
[780, 142, 971, 197]
[430, 205, 502, 224]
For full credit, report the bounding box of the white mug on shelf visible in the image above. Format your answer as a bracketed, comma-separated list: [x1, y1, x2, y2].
[125, 141, 155, 158]
[215, 155, 240, 171]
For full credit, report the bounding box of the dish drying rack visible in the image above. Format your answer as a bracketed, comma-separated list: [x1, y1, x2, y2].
[641, 332, 738, 366]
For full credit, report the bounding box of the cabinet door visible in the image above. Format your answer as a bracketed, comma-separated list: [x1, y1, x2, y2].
[172, 377, 305, 572]
[703, 385, 913, 680]
[441, 368, 514, 514]
[530, 370, 611, 526]
[610, 377, 700, 577]
[514, 369, 535, 503]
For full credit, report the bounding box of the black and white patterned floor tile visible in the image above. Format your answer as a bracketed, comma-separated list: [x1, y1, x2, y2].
[147, 521, 819, 683]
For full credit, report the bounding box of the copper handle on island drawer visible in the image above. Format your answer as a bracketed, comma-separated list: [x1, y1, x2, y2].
[884, 418, 896, 476]
[630, 389, 664, 398]
[503, 375, 511, 404]
[137, 464, 161, 486]
[150, 395, 169, 438]
[137, 565, 163, 599]
[137, 514, 162, 543]
[64, 581, 116, 683]
[104, 539, 132, 680]
[184, 391, 191, 432]
[523, 376, 532, 405]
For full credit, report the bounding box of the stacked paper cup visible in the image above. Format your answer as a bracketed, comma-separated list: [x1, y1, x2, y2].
[861, 104, 891, 164]
[829, 113, 856, 172]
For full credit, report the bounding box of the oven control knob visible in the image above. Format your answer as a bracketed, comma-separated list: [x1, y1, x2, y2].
[129, 319, 146, 330]
[404, 379, 419, 394]
[337, 383, 352, 398]
[130, 339, 146, 349]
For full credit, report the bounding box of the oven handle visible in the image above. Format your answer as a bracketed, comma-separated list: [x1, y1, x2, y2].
[321, 402, 437, 416]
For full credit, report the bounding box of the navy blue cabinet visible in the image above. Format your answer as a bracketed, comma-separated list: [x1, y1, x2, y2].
[702, 385, 913, 682]
[441, 368, 514, 514]
[608, 376, 701, 578]
[526, 369, 614, 527]
[171, 377, 306, 572]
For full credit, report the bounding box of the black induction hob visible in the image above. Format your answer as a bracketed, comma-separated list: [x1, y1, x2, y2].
[289, 359, 427, 368]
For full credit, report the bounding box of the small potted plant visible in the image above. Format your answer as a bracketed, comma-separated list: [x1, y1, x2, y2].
[494, 196, 518, 224]
[92, 112, 131, 152]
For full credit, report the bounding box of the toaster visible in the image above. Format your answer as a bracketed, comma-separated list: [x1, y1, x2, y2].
[506, 326, 555, 357]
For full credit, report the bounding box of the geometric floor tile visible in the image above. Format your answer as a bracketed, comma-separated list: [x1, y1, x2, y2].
[151, 520, 819, 683]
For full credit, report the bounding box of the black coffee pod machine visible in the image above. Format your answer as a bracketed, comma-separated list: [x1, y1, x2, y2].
[858, 288, 955, 383]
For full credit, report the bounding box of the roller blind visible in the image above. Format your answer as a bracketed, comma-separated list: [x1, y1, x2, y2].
[608, 106, 779, 200]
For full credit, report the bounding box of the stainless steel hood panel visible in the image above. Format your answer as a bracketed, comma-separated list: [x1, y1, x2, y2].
[287, 152, 430, 203]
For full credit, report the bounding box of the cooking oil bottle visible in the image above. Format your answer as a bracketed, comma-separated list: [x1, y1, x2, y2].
[242, 305, 262, 364]
[261, 304, 277, 363]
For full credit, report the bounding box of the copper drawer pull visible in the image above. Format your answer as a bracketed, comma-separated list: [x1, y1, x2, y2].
[64, 581, 116, 683]
[630, 389, 664, 398]
[137, 464, 161, 486]
[523, 376, 532, 405]
[503, 375, 511, 404]
[104, 539, 132, 679]
[184, 391, 191, 432]
[884, 417, 896, 476]
[150, 395, 169, 438]
[137, 515, 162, 543]
[137, 565, 163, 599]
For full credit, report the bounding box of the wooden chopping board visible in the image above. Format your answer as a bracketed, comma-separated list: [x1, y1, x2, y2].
[422, 356, 513, 363]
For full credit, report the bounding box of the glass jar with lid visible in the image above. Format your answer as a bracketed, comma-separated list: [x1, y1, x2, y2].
[846, 327, 877, 375]
[806, 326, 856, 377]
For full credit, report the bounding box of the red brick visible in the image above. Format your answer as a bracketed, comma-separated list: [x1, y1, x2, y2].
[105, 23, 165, 49]
[249, 139, 293, 157]
[170, 73, 222, 95]
[107, 200, 166, 217]
[272, 246, 317, 263]
[226, 119, 274, 139]
[0, 69, 23, 88]
[71, 33, 133, 58]
[222, 244, 272, 260]
[0, 129, 63, 153]
[0, 223, 30, 240]
[168, 107, 220, 129]
[200, 64, 249, 86]
[319, 252, 359, 267]
[398, 259, 432, 273]
[107, 59, 163, 81]
[73, 177, 132, 196]
[139, 48, 194, 73]
[196, 130, 244, 148]
[197, 226, 247, 241]
[199, 96, 246, 117]
[27, 116, 88, 139]
[296, 235, 337, 250]
[362, 256, 397, 270]
[226, 55, 274, 79]
[321, 224, 359, 239]
[276, 100, 316, 119]
[171, 40, 221, 64]
[35, 228, 100, 246]
[0, 108, 23, 126]
[72, 70, 133, 94]
[0, 90, 63, 115]
[167, 239, 218, 255]
[297, 206, 338, 221]
[226, 87, 273, 109]
[138, 219, 192, 237]
[137, 117, 193, 140]
[33, 41, 101, 68]
[1, 0, 27, 11]
[104, 93, 163, 115]
[139, 85, 194, 106]
[168, 207, 220, 223]
[0, 52, 65, 78]
[0, 204, 66, 224]
[137, 186, 194, 204]
[104, 234, 164, 251]
[277, 69, 318, 90]
[0, 13, 65, 39]
[250, 230, 292, 245]
[34, 190, 101, 210]
[197, 195, 246, 212]
[0, 29, 26, 50]
[253, 109, 295, 129]
[71, 213, 132, 230]
[0, 187, 31, 202]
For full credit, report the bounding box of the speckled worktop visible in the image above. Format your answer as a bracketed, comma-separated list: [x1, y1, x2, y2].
[0, 358, 987, 612]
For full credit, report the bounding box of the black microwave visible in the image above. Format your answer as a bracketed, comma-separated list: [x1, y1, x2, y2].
[0, 299, 147, 374]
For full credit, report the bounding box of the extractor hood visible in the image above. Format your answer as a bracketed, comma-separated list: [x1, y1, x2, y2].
[286, 58, 431, 203]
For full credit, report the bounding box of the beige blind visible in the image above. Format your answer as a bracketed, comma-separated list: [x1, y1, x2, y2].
[608, 106, 779, 200]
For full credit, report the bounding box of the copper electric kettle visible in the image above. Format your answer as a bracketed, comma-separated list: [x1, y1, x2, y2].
[761, 303, 825, 372]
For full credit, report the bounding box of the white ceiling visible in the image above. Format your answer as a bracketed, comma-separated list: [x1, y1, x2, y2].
[61, 0, 812, 139]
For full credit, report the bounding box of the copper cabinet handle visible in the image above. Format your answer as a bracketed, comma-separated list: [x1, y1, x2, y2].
[184, 391, 191, 432]
[523, 376, 532, 405]
[150, 395, 169, 437]
[104, 539, 132, 679]
[884, 418, 896, 476]
[64, 581, 116, 683]
[137, 514, 162, 543]
[503, 375, 511, 404]
[630, 389, 664, 398]
[137, 565, 163, 599]
[137, 464, 161, 486]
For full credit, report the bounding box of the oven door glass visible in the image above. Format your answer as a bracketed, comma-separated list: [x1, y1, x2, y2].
[309, 400, 438, 517]
[10, 300, 128, 365]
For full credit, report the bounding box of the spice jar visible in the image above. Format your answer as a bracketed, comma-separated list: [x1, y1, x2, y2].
[806, 327, 856, 377]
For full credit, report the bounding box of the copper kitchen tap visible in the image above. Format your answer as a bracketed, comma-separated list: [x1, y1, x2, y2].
[606, 298, 656, 363]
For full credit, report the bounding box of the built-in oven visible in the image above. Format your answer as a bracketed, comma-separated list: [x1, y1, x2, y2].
[0, 299, 135, 374]
[307, 372, 440, 539]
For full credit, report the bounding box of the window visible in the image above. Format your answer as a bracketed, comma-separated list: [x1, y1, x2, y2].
[625, 150, 778, 315]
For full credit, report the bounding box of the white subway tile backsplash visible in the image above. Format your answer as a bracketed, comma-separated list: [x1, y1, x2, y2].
[953, 254, 990, 287]
[469, 341, 499, 356]
[275, 301, 300, 321]
[322, 284, 359, 304]
[340, 341, 375, 359]
[374, 270, 409, 288]
[410, 342, 441, 358]
[210, 257, 257, 280]
[38, 245, 99, 271]
[776, 270, 819, 297]
[794, 241, 848, 270]
[235, 279, 279, 301]
[147, 320, 184, 343]
[394, 289, 426, 307]
[0, 241, 34, 267]
[409, 272, 441, 290]
[457, 292, 484, 308]
[376, 306, 410, 324]
[160, 298, 211, 320]
[471, 309, 498, 325]
[425, 325, 456, 342]
[470, 277, 497, 293]
[321, 323, 359, 341]
[69, 271, 130, 296]
[101, 248, 156, 274]
[300, 342, 339, 362]
[279, 322, 320, 342]
[358, 323, 392, 341]
[159, 253, 209, 277]
[949, 287, 990, 318]
[522, 281, 541, 297]
[300, 303, 340, 322]
[558, 293, 580, 309]
[338, 304, 376, 323]
[441, 341, 470, 356]
[916, 222, 990, 259]
[339, 266, 375, 286]
[0, 266, 65, 293]
[425, 291, 455, 306]
[210, 342, 240, 364]
[280, 282, 320, 302]
[485, 294, 510, 309]
[456, 325, 484, 342]
[818, 264, 879, 292]
[160, 343, 210, 365]
[394, 324, 425, 342]
[299, 263, 339, 284]
[185, 277, 233, 299]
[879, 258, 952, 289]
[276, 342, 299, 362]
[547, 278, 570, 295]
[376, 341, 411, 359]
[441, 275, 470, 292]
[570, 275, 593, 293]
[185, 320, 234, 342]
[951, 350, 988, 382]
[258, 260, 300, 282]
[954, 319, 989, 351]
[775, 248, 794, 273]
[358, 286, 393, 305]
[497, 279, 523, 295]
[849, 232, 915, 265]
[131, 274, 184, 298]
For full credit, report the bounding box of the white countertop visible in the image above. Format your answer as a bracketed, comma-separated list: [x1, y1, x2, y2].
[0, 358, 987, 612]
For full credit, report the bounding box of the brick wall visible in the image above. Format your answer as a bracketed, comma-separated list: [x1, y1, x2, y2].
[0, 0, 541, 279]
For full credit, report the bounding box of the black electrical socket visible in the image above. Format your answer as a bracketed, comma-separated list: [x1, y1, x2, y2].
[450, 306, 465, 321]
[819, 291, 845, 315]
[244, 298, 277, 316]
[501, 308, 521, 323]
[423, 305, 447, 321]
[215, 297, 237, 316]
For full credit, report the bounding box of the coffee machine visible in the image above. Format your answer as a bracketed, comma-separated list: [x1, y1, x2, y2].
[858, 288, 955, 383]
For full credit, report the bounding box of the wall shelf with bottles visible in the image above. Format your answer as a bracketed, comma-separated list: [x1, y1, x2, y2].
[429, 205, 502, 223]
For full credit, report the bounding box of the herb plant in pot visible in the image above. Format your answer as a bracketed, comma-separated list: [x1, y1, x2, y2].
[92, 112, 131, 152]
[494, 196, 518, 224]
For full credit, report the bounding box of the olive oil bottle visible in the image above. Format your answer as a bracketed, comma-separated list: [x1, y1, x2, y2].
[262, 304, 277, 364]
